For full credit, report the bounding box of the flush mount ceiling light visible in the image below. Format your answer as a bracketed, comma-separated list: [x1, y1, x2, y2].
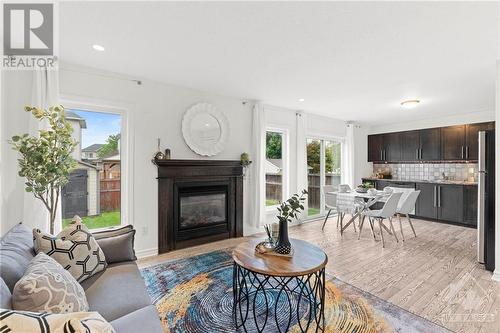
[92, 44, 105, 52]
[400, 99, 420, 109]
[298, 98, 305, 102]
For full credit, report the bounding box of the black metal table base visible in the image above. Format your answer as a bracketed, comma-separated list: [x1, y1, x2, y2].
[233, 263, 326, 333]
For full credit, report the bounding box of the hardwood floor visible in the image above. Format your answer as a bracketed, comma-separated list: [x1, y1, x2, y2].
[138, 216, 500, 333]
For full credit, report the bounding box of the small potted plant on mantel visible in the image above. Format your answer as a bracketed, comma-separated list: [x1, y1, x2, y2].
[274, 190, 308, 255]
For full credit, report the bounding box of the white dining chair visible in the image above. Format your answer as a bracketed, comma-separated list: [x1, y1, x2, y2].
[322, 185, 339, 230]
[395, 190, 420, 241]
[359, 192, 402, 247]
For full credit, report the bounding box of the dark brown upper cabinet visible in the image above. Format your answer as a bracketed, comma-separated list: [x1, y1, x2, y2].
[441, 125, 466, 160]
[419, 128, 441, 161]
[368, 134, 384, 162]
[383, 132, 401, 161]
[465, 122, 495, 160]
[400, 130, 420, 161]
[367, 121, 494, 163]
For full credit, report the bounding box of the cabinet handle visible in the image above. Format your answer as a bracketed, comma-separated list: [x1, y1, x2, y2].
[461, 146, 464, 159]
[433, 186, 437, 207]
[438, 186, 441, 207]
[419, 148, 422, 160]
[380, 150, 383, 161]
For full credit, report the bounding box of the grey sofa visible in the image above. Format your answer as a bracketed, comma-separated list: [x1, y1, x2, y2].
[0, 223, 163, 333]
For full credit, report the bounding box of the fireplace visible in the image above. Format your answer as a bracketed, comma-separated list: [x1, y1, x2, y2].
[156, 160, 243, 253]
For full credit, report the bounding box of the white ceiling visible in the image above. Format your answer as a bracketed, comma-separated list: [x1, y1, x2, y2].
[60, 2, 499, 125]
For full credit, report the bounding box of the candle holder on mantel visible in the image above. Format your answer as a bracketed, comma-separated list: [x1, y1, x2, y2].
[152, 138, 167, 164]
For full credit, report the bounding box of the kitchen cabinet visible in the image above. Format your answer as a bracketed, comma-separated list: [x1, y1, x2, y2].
[416, 183, 437, 220]
[366, 179, 476, 226]
[400, 130, 420, 161]
[367, 122, 493, 162]
[441, 125, 466, 160]
[438, 185, 464, 223]
[383, 132, 401, 162]
[419, 128, 441, 161]
[465, 122, 495, 160]
[368, 134, 384, 162]
[463, 185, 478, 226]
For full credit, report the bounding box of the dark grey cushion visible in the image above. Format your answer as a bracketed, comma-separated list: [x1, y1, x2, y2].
[110, 305, 163, 333]
[0, 223, 35, 292]
[80, 262, 152, 322]
[93, 225, 133, 240]
[94, 227, 136, 264]
[0, 278, 12, 309]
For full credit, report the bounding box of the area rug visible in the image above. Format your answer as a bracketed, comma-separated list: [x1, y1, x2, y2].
[140, 250, 451, 333]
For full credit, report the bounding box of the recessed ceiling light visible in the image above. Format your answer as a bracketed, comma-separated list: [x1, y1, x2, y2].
[298, 98, 305, 102]
[401, 99, 420, 109]
[92, 44, 105, 52]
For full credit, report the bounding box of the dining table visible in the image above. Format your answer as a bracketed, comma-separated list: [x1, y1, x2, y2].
[327, 190, 391, 235]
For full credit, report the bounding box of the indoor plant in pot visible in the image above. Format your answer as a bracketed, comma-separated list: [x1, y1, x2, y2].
[274, 190, 308, 255]
[10, 106, 77, 234]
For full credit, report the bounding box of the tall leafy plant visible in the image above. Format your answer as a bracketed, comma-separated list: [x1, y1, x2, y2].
[10, 106, 77, 234]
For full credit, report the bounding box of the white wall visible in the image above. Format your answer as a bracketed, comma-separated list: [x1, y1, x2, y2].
[369, 110, 495, 134]
[353, 124, 373, 184]
[57, 63, 255, 256]
[1, 63, 364, 255]
[1, 71, 33, 234]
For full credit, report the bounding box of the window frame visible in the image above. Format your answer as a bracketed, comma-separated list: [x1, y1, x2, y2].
[60, 94, 134, 231]
[265, 127, 289, 211]
[305, 135, 344, 218]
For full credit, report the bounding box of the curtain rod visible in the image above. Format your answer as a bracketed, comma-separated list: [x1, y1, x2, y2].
[60, 67, 142, 85]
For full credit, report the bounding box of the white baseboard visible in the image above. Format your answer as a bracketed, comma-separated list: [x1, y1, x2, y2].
[136, 247, 158, 259]
[492, 270, 500, 282]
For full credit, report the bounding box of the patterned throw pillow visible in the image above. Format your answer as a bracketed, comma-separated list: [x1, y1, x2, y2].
[0, 309, 116, 333]
[33, 217, 107, 283]
[13, 253, 89, 313]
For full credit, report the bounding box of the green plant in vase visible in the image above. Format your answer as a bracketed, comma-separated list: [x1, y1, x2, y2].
[274, 189, 308, 254]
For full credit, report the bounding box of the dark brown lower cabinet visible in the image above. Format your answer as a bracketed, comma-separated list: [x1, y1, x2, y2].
[438, 185, 464, 223]
[366, 179, 476, 226]
[415, 183, 469, 225]
[416, 183, 437, 219]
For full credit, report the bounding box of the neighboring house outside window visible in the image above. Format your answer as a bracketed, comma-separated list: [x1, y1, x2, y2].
[62, 109, 122, 230]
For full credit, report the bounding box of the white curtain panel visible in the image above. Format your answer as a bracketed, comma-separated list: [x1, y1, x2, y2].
[249, 103, 266, 228]
[296, 111, 308, 220]
[23, 68, 61, 233]
[342, 122, 356, 189]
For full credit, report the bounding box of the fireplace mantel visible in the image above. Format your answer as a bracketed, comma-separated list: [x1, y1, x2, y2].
[156, 159, 243, 253]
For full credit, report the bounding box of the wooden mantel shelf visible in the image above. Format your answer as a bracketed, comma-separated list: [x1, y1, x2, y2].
[155, 159, 243, 179]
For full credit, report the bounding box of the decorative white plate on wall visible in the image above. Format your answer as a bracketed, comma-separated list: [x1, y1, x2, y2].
[182, 102, 229, 156]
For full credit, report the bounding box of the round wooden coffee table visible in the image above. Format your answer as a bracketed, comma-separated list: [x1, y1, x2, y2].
[232, 238, 328, 333]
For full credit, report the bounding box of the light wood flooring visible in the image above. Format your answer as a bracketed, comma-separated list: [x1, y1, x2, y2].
[138, 216, 500, 333]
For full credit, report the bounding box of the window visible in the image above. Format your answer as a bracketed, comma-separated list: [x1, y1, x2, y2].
[307, 138, 342, 217]
[61, 109, 122, 230]
[265, 130, 287, 207]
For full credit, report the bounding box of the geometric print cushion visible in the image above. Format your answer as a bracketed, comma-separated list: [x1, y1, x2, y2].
[13, 253, 89, 313]
[33, 217, 107, 283]
[0, 308, 116, 333]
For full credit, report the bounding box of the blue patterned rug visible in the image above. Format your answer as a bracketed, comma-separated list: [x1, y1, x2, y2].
[140, 249, 452, 333]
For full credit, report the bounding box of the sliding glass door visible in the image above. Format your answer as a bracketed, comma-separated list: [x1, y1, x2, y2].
[307, 138, 342, 217]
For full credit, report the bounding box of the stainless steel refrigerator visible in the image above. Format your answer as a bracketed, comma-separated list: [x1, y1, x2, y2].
[478, 130, 495, 271]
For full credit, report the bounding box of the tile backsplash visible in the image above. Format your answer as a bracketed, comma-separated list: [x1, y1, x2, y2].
[373, 163, 478, 182]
